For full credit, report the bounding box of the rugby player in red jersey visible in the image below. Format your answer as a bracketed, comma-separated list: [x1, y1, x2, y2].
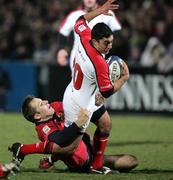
[9, 95, 138, 174]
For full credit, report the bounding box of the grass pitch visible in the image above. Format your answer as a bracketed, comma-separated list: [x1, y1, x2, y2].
[0, 112, 173, 180]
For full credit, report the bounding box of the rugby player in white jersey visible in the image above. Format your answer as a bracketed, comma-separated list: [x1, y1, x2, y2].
[57, 0, 121, 69]
[62, 0, 130, 174]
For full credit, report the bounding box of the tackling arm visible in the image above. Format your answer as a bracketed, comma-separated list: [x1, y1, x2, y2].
[44, 107, 89, 154]
[50, 136, 82, 154]
[48, 108, 89, 149]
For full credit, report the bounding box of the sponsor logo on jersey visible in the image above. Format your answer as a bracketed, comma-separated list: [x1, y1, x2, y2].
[42, 125, 51, 134]
[78, 24, 86, 32]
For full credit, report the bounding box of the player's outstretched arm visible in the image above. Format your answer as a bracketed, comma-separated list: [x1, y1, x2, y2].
[49, 109, 89, 149]
[51, 136, 82, 154]
[84, 0, 119, 22]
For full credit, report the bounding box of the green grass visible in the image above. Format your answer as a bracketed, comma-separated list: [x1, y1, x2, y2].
[0, 112, 173, 179]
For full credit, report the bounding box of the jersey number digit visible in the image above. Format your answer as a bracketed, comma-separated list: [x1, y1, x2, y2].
[73, 62, 83, 90]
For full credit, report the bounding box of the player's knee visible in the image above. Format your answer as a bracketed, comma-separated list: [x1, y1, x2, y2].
[98, 118, 112, 133]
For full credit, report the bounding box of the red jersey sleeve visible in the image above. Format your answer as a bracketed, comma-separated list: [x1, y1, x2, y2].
[74, 16, 91, 37]
[93, 56, 114, 93]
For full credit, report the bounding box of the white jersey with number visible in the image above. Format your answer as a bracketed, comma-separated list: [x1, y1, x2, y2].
[58, 8, 121, 70]
[63, 16, 114, 129]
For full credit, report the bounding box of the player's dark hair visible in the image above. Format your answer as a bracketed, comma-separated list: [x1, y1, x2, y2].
[22, 95, 37, 123]
[91, 22, 113, 41]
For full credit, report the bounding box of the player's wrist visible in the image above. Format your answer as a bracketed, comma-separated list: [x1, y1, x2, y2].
[113, 79, 125, 92]
[75, 121, 84, 128]
[122, 74, 129, 81]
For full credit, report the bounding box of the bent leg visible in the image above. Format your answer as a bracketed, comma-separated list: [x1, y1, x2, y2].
[91, 106, 112, 169]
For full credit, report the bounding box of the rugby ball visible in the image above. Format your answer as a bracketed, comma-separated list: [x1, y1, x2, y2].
[107, 56, 123, 84]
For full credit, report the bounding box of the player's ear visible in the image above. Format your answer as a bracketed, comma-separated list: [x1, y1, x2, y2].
[91, 39, 99, 48]
[34, 113, 41, 121]
[92, 39, 97, 44]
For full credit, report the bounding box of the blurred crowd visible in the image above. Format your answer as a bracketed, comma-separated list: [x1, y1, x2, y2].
[116, 0, 173, 72]
[0, 0, 173, 71]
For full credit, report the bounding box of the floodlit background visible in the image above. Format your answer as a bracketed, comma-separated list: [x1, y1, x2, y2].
[0, 0, 172, 112]
[0, 0, 173, 179]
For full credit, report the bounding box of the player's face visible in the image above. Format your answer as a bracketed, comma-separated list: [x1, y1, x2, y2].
[95, 35, 114, 54]
[83, 0, 97, 9]
[30, 98, 54, 121]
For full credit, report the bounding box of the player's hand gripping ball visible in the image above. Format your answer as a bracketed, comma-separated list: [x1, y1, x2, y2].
[107, 56, 123, 84]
